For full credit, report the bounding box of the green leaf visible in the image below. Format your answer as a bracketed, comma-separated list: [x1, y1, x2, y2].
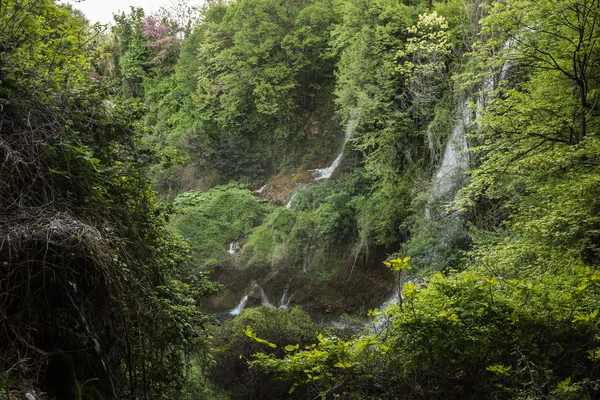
[486, 364, 512, 376]
[285, 344, 300, 352]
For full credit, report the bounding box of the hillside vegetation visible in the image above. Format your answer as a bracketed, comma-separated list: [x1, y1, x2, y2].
[1, 0, 600, 398]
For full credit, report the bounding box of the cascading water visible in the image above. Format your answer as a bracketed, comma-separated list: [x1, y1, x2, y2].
[229, 282, 294, 316]
[311, 115, 360, 180]
[286, 191, 299, 209]
[278, 285, 294, 309]
[499, 38, 515, 82]
[384, 69, 504, 319]
[254, 183, 269, 194]
[430, 105, 471, 200]
[255, 284, 274, 308]
[426, 69, 503, 219]
[371, 289, 402, 331]
[311, 131, 351, 180]
[430, 41, 511, 203]
[281, 113, 362, 210]
[228, 241, 241, 254]
[229, 294, 249, 316]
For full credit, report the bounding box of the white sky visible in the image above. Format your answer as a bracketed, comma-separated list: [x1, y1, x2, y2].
[65, 0, 205, 25]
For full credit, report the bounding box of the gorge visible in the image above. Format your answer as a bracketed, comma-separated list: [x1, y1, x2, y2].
[2, 0, 599, 398]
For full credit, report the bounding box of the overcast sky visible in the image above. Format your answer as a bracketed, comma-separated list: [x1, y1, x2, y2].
[65, 0, 205, 25]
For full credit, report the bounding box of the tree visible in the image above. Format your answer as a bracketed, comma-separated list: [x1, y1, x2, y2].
[0, 0, 218, 397]
[110, 7, 150, 98]
[476, 0, 600, 145]
[396, 11, 452, 120]
[457, 0, 600, 229]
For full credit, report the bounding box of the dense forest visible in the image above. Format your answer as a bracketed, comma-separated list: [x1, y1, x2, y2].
[1, 0, 600, 398]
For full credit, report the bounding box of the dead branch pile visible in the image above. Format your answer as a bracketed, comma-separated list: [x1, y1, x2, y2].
[0, 102, 122, 395]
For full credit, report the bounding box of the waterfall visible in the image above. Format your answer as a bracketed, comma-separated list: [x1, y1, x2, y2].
[397, 68, 502, 316]
[311, 114, 360, 180]
[430, 106, 471, 199]
[228, 282, 275, 316]
[254, 183, 269, 194]
[282, 113, 361, 210]
[229, 282, 295, 316]
[369, 40, 515, 335]
[286, 191, 299, 209]
[311, 137, 349, 180]
[278, 285, 294, 309]
[255, 283, 274, 308]
[429, 63, 506, 206]
[371, 290, 401, 331]
[228, 241, 241, 255]
[499, 38, 515, 82]
[229, 294, 249, 316]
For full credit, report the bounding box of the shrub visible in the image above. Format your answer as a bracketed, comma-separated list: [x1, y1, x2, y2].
[211, 307, 318, 399]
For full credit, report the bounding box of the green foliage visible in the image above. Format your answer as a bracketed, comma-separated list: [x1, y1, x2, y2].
[239, 0, 600, 398]
[456, 0, 600, 254]
[0, 0, 219, 397]
[170, 185, 269, 267]
[433, 0, 476, 52]
[383, 256, 411, 272]
[332, 0, 426, 174]
[145, 0, 341, 186]
[397, 11, 452, 118]
[102, 5, 189, 99]
[243, 207, 298, 268]
[249, 263, 600, 399]
[397, 11, 450, 78]
[250, 330, 390, 399]
[403, 212, 471, 272]
[353, 179, 412, 249]
[423, 96, 455, 164]
[110, 7, 150, 98]
[211, 307, 318, 399]
[242, 170, 408, 277]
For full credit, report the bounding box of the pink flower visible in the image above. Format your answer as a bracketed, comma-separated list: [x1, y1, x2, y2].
[143, 16, 168, 39]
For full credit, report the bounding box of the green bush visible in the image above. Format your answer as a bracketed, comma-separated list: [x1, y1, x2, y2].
[211, 307, 318, 399]
[170, 185, 269, 268]
[403, 213, 471, 273]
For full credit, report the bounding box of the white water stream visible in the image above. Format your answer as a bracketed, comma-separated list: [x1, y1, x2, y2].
[430, 105, 471, 199]
[278, 285, 294, 309]
[379, 62, 509, 322]
[370, 289, 402, 331]
[227, 241, 241, 255]
[311, 116, 360, 180]
[228, 281, 292, 316]
[229, 294, 250, 316]
[286, 114, 361, 209]
[254, 183, 269, 194]
[286, 191, 299, 209]
[428, 56, 511, 210]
